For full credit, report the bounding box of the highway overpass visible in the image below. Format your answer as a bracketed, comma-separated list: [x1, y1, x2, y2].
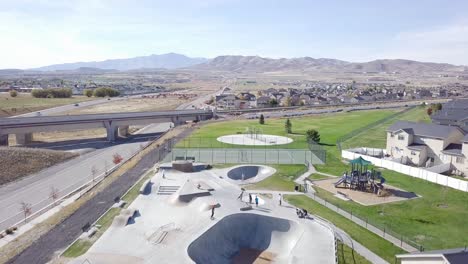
[0, 109, 214, 145]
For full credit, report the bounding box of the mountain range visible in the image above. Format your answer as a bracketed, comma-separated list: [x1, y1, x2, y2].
[34, 53, 207, 71]
[29, 53, 467, 73]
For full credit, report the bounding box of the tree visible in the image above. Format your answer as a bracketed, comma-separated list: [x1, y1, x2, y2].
[285, 118, 292, 133]
[435, 103, 442, 111]
[259, 114, 265, 125]
[112, 153, 123, 164]
[9, 90, 17, 97]
[306, 129, 320, 143]
[427, 107, 433, 116]
[49, 186, 59, 205]
[20, 201, 32, 222]
[268, 98, 278, 107]
[284, 96, 292, 107]
[83, 89, 93, 97]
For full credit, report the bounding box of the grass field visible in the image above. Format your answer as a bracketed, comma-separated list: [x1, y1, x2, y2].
[0, 93, 95, 117]
[180, 109, 400, 150]
[337, 242, 372, 264]
[341, 106, 430, 149]
[315, 106, 429, 176]
[286, 195, 405, 263]
[312, 168, 468, 251]
[245, 164, 306, 191]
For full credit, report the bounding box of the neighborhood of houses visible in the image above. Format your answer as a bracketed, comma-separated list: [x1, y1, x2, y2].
[212, 84, 468, 109]
[386, 99, 468, 177]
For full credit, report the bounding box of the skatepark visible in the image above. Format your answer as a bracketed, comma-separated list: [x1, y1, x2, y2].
[71, 162, 336, 264]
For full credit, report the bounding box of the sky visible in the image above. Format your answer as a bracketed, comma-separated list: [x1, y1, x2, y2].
[1, 0, 468, 69]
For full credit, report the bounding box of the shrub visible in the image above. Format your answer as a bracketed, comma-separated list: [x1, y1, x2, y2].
[83, 89, 93, 97]
[5, 228, 14, 235]
[93, 87, 120, 97]
[9, 90, 17, 97]
[112, 153, 123, 164]
[31, 88, 72, 98]
[306, 129, 320, 143]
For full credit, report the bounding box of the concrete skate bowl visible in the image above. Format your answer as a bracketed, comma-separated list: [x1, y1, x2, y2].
[227, 165, 275, 182]
[217, 134, 293, 146]
[187, 213, 303, 264]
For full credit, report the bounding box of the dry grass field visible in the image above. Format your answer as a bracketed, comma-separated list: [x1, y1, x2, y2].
[0, 147, 78, 185]
[60, 96, 192, 115]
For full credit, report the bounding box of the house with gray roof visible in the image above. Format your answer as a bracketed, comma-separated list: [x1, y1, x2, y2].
[386, 121, 467, 175]
[431, 98, 468, 132]
[396, 247, 468, 264]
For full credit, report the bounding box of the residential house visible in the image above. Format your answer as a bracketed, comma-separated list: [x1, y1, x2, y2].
[215, 94, 237, 109]
[396, 247, 468, 264]
[431, 99, 468, 132]
[256, 96, 271, 108]
[386, 121, 466, 175]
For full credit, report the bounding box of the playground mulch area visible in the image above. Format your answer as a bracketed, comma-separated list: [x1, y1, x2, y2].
[313, 178, 419, 206]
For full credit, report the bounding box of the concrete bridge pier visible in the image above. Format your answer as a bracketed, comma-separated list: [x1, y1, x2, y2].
[0, 134, 8, 146]
[118, 126, 130, 137]
[104, 121, 118, 142]
[16, 133, 33, 145]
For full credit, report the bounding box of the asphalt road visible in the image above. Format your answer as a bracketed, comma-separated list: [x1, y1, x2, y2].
[0, 123, 170, 231]
[5, 133, 183, 264]
[0, 90, 210, 231]
[13, 97, 125, 118]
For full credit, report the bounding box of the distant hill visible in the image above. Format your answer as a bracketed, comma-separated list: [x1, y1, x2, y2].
[190, 56, 466, 73]
[34, 53, 208, 71]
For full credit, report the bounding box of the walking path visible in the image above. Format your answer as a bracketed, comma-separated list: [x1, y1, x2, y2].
[294, 163, 418, 253]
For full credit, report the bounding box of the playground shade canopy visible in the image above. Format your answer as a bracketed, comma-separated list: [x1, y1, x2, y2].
[349, 156, 372, 166]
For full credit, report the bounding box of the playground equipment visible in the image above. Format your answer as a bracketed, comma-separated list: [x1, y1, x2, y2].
[335, 156, 386, 195]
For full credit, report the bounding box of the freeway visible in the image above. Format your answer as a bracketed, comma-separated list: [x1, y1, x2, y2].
[0, 91, 218, 231]
[0, 123, 170, 231]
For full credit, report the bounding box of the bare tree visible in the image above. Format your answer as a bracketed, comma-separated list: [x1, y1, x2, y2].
[49, 186, 59, 205]
[20, 202, 32, 222]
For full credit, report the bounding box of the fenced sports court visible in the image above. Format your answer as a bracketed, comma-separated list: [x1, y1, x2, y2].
[163, 148, 324, 164]
[163, 133, 326, 164]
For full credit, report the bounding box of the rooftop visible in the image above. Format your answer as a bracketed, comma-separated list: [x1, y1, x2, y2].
[387, 121, 463, 140]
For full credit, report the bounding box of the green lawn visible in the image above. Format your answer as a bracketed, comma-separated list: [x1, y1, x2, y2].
[179, 109, 400, 150]
[245, 164, 306, 191]
[311, 168, 468, 250]
[337, 241, 372, 264]
[341, 106, 430, 149]
[0, 93, 95, 117]
[309, 173, 332, 181]
[316, 106, 430, 176]
[286, 195, 405, 263]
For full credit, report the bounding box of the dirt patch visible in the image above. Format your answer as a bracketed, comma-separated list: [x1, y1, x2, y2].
[314, 178, 418, 206]
[0, 147, 78, 185]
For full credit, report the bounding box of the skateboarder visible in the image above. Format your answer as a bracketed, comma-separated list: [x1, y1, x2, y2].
[255, 196, 259, 207]
[211, 205, 215, 219]
[237, 188, 245, 200]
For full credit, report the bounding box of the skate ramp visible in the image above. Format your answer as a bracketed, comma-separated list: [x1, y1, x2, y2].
[187, 213, 303, 264]
[227, 165, 275, 181]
